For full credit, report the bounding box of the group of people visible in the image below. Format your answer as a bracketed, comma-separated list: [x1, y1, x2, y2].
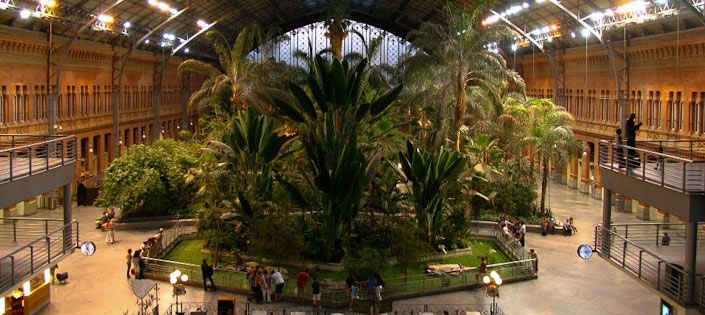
[614, 113, 644, 169]
[96, 209, 117, 244]
[126, 248, 146, 280]
[498, 214, 527, 247]
[246, 266, 285, 303]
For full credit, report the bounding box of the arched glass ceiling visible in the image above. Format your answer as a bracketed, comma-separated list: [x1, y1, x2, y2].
[249, 20, 414, 67]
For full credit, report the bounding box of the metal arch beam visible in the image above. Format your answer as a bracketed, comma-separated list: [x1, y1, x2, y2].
[47, 0, 125, 136]
[110, 7, 189, 158]
[172, 21, 217, 55]
[678, 0, 705, 26]
[491, 10, 565, 107]
[547, 0, 630, 131]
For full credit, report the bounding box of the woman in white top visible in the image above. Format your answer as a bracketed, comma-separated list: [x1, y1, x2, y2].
[262, 270, 272, 302]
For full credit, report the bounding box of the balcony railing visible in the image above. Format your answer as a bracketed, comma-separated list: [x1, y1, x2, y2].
[0, 220, 79, 293]
[0, 134, 77, 183]
[163, 302, 503, 315]
[610, 222, 705, 247]
[595, 224, 691, 305]
[598, 140, 705, 193]
[0, 217, 66, 245]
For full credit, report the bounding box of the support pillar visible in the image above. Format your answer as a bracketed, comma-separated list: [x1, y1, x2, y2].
[579, 152, 590, 194]
[614, 193, 626, 212]
[63, 183, 73, 251]
[636, 202, 656, 220]
[624, 197, 634, 213]
[568, 154, 578, 188]
[602, 188, 612, 229]
[685, 221, 697, 304]
[96, 134, 104, 173]
[662, 211, 680, 225]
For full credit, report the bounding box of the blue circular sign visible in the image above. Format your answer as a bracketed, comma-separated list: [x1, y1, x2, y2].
[577, 244, 593, 259]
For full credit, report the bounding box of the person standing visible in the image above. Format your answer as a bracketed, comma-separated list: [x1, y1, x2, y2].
[104, 219, 116, 244]
[201, 259, 216, 291]
[476, 256, 488, 282]
[296, 269, 310, 305]
[126, 249, 132, 279]
[262, 270, 273, 302]
[131, 249, 142, 279]
[518, 220, 527, 247]
[272, 269, 285, 302]
[138, 251, 146, 279]
[529, 249, 539, 273]
[625, 113, 643, 168]
[614, 128, 626, 168]
[311, 275, 321, 309]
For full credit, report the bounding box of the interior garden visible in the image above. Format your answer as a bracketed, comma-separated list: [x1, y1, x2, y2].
[96, 0, 579, 301]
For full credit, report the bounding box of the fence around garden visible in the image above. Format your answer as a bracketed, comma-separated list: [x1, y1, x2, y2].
[162, 302, 504, 315]
[144, 221, 535, 307]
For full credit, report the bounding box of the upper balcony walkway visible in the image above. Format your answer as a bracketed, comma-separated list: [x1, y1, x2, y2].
[598, 139, 705, 222]
[0, 134, 77, 210]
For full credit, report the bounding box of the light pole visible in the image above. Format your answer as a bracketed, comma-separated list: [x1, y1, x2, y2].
[170, 270, 188, 313]
[483, 271, 503, 315]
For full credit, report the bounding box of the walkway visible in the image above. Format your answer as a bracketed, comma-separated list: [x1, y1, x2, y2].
[397, 181, 660, 315]
[25, 180, 662, 314]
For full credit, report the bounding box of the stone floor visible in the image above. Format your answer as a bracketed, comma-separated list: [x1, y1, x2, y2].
[20, 180, 666, 314]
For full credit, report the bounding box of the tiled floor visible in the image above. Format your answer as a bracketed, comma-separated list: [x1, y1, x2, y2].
[27, 180, 665, 314]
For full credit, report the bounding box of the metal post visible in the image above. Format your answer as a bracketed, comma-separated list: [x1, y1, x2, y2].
[622, 241, 627, 267]
[638, 250, 643, 279]
[682, 162, 687, 192]
[45, 142, 49, 169]
[661, 161, 666, 186]
[685, 221, 697, 304]
[656, 225, 660, 247]
[63, 183, 72, 252]
[28, 147, 32, 175]
[30, 245, 34, 273]
[12, 220, 16, 241]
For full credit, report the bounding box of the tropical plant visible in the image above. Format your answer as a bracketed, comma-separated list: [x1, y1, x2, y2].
[271, 56, 403, 260]
[404, 2, 524, 151]
[398, 140, 466, 244]
[522, 98, 581, 213]
[464, 132, 504, 177]
[96, 139, 201, 217]
[323, 0, 350, 60]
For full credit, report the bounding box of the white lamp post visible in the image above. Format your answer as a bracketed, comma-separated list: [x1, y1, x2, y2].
[483, 271, 502, 315]
[170, 270, 187, 313]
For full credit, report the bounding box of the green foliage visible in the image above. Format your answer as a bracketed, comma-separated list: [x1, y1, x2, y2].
[272, 56, 403, 261]
[342, 246, 388, 280]
[388, 220, 432, 281]
[398, 140, 465, 244]
[247, 213, 305, 266]
[96, 139, 201, 218]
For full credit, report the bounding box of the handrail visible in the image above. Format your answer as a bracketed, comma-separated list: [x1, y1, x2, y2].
[0, 135, 76, 153]
[2, 220, 77, 258]
[606, 140, 694, 162]
[0, 134, 77, 183]
[1, 217, 65, 222]
[597, 224, 683, 270]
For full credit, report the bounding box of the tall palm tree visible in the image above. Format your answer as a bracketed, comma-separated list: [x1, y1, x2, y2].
[522, 98, 581, 213]
[178, 24, 286, 118]
[404, 2, 525, 152]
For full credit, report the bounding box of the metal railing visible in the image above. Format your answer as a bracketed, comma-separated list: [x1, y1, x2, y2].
[0, 219, 79, 293]
[598, 140, 705, 193]
[610, 222, 705, 247]
[163, 302, 502, 315]
[0, 134, 78, 183]
[635, 139, 705, 161]
[0, 217, 65, 245]
[145, 223, 536, 305]
[595, 224, 690, 304]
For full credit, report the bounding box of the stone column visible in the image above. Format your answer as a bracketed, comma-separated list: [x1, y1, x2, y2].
[579, 152, 590, 194]
[568, 154, 579, 188]
[614, 193, 625, 212]
[593, 148, 603, 199]
[636, 202, 656, 220]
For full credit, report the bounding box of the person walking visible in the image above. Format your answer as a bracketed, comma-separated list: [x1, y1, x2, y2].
[272, 269, 285, 302]
[126, 249, 132, 279]
[296, 269, 310, 305]
[138, 251, 146, 279]
[311, 275, 321, 309]
[262, 270, 273, 303]
[529, 249, 539, 273]
[201, 259, 216, 291]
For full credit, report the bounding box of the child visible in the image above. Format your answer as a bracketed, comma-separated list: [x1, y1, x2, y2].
[311, 275, 321, 309]
[349, 281, 359, 308]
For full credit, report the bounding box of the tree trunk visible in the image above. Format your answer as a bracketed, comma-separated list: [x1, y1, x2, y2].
[454, 72, 466, 152]
[540, 156, 549, 213]
[327, 22, 347, 61]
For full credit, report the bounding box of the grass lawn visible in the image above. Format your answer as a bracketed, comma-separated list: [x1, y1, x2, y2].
[166, 238, 508, 283]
